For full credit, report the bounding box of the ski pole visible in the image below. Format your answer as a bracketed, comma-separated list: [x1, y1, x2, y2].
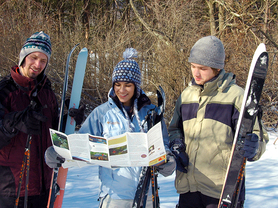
[14, 135, 32, 208]
[132, 86, 165, 208]
[151, 166, 159, 208]
[149, 111, 160, 208]
[231, 157, 246, 206]
[24, 135, 32, 208]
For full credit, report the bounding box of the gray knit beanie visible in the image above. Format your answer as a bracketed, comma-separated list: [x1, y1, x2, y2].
[19, 31, 52, 68]
[188, 36, 225, 69]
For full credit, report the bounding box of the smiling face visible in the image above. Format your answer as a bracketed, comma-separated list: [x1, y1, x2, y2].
[19, 52, 48, 79]
[190, 63, 220, 85]
[114, 82, 135, 106]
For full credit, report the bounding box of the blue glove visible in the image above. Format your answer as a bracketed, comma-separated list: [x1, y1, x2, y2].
[45, 146, 65, 168]
[170, 139, 189, 173]
[243, 133, 259, 159]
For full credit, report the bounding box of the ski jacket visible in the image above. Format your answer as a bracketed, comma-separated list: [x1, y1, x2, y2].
[168, 69, 268, 199]
[79, 88, 170, 200]
[0, 66, 59, 197]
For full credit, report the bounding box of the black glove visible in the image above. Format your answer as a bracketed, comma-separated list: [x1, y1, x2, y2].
[45, 146, 65, 168]
[68, 105, 85, 126]
[243, 133, 259, 159]
[4, 106, 48, 135]
[170, 138, 189, 173]
[2, 114, 19, 138]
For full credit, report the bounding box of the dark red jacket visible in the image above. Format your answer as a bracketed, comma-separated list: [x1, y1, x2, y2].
[0, 66, 58, 197]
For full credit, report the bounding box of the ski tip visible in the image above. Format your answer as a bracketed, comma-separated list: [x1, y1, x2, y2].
[256, 43, 266, 53]
[249, 43, 267, 73]
[70, 44, 80, 54]
[80, 47, 88, 53]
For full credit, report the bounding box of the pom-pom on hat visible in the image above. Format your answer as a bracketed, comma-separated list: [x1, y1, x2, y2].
[188, 36, 225, 69]
[112, 48, 141, 98]
[18, 31, 52, 68]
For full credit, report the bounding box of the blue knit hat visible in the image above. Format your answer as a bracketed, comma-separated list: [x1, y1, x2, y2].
[112, 48, 141, 98]
[188, 36, 225, 69]
[19, 31, 52, 68]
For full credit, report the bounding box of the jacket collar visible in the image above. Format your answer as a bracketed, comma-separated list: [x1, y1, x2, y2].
[190, 69, 236, 95]
[11, 65, 46, 97]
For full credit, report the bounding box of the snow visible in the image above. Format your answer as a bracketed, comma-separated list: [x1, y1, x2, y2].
[63, 132, 278, 208]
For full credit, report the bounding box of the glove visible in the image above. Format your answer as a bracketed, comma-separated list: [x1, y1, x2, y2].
[170, 138, 189, 173]
[3, 108, 47, 135]
[243, 133, 259, 159]
[2, 114, 19, 137]
[68, 105, 85, 126]
[156, 150, 176, 177]
[45, 146, 65, 168]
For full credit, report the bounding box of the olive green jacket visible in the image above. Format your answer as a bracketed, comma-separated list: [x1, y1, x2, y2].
[169, 69, 268, 199]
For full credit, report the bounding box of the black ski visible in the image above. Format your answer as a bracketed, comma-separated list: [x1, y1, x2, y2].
[218, 43, 268, 208]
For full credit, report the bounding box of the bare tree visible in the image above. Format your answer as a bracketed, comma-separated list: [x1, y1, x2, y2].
[0, 0, 277, 127]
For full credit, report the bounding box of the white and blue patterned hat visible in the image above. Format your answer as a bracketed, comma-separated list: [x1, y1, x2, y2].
[19, 31, 52, 69]
[112, 48, 141, 98]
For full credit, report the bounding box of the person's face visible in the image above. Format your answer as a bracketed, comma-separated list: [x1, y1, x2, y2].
[20, 52, 48, 79]
[191, 63, 220, 85]
[114, 82, 135, 106]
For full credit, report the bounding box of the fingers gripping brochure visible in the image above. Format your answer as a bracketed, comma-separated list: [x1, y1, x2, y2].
[49, 122, 166, 168]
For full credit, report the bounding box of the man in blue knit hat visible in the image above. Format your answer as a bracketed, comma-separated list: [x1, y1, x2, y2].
[0, 31, 82, 208]
[168, 36, 268, 208]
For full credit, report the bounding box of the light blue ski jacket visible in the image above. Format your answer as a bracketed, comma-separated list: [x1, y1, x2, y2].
[79, 88, 170, 200]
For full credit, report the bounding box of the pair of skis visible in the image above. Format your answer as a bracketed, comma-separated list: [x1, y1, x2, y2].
[132, 86, 165, 208]
[218, 43, 268, 207]
[47, 45, 88, 208]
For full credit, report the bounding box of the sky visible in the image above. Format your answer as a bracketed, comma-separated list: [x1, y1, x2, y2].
[62, 131, 278, 208]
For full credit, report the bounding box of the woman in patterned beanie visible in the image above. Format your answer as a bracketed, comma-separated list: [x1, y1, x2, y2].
[67, 48, 175, 207]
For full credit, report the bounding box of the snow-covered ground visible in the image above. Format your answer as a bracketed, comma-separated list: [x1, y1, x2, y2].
[63, 131, 278, 208]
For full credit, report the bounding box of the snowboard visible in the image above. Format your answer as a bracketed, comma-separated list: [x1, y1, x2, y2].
[218, 43, 268, 208]
[47, 46, 88, 208]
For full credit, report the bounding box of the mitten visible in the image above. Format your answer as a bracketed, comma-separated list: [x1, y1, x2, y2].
[156, 150, 176, 177]
[243, 133, 259, 159]
[45, 146, 65, 168]
[2, 113, 19, 137]
[13, 108, 48, 135]
[68, 105, 85, 126]
[170, 138, 189, 173]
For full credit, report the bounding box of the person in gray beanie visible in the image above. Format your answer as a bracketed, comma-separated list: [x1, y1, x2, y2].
[0, 31, 83, 208]
[168, 36, 268, 208]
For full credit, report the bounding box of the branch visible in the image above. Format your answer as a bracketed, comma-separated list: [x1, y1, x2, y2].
[259, 29, 278, 50]
[129, 0, 172, 46]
